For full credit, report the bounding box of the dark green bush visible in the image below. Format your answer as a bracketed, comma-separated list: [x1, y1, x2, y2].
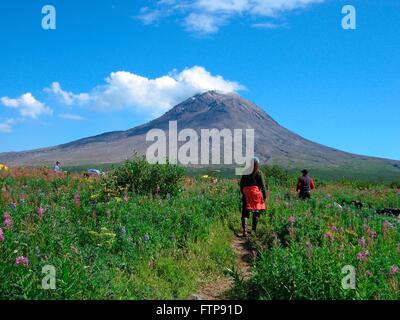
[262, 165, 296, 188]
[106, 157, 186, 197]
[389, 181, 400, 189]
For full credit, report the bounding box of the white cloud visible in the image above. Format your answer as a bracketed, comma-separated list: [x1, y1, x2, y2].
[137, 7, 165, 25]
[58, 113, 85, 121]
[1, 93, 52, 119]
[138, 0, 324, 34]
[0, 119, 15, 133]
[47, 66, 243, 114]
[184, 13, 224, 34]
[44, 82, 90, 106]
[252, 22, 288, 29]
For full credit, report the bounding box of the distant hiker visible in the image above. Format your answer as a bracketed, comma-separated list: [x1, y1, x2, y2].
[88, 169, 102, 177]
[53, 161, 62, 173]
[296, 169, 315, 200]
[239, 157, 268, 237]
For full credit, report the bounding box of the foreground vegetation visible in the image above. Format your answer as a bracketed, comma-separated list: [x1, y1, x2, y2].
[0, 162, 399, 299]
[0, 163, 237, 299]
[230, 170, 400, 299]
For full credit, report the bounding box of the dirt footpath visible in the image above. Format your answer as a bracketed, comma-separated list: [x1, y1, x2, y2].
[189, 234, 254, 300]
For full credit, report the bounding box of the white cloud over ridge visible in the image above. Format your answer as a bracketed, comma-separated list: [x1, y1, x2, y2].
[46, 66, 243, 114]
[138, 0, 324, 34]
[1, 93, 52, 118]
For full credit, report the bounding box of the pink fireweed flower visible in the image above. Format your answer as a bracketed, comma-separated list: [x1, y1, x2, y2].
[288, 216, 296, 225]
[332, 226, 338, 232]
[323, 232, 334, 242]
[369, 229, 377, 238]
[0, 227, 4, 241]
[383, 221, 393, 229]
[357, 250, 370, 261]
[359, 238, 366, 247]
[123, 192, 129, 202]
[73, 193, 81, 207]
[15, 256, 29, 267]
[389, 265, 399, 275]
[364, 224, 377, 238]
[382, 221, 394, 234]
[37, 207, 45, 218]
[3, 212, 13, 228]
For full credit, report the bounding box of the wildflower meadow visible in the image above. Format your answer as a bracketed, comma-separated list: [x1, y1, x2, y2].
[0, 161, 399, 299]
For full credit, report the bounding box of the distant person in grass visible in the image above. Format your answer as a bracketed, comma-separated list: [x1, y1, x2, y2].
[240, 157, 268, 237]
[53, 161, 62, 173]
[296, 169, 315, 200]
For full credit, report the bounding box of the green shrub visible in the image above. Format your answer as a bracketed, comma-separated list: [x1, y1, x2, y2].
[105, 157, 186, 197]
[389, 181, 400, 189]
[262, 165, 296, 188]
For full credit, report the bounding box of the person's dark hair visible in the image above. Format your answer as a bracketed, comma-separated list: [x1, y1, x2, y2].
[251, 157, 260, 176]
[301, 169, 308, 175]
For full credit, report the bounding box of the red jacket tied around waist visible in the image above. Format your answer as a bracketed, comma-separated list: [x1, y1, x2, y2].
[242, 185, 266, 211]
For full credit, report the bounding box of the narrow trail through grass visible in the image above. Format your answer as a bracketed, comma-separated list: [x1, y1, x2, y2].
[190, 230, 254, 300]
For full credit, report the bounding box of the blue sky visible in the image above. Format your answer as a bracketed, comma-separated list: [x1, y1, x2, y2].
[0, 0, 399, 160]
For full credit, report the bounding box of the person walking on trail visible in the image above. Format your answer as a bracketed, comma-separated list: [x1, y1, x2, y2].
[296, 169, 315, 200]
[240, 157, 268, 237]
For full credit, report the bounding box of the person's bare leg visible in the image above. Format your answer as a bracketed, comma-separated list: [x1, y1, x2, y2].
[241, 218, 248, 236]
[252, 212, 260, 233]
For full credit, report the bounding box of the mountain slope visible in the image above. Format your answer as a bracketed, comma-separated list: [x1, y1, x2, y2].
[1, 91, 399, 180]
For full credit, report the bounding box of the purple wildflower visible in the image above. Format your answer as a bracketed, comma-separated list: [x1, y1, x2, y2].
[359, 238, 366, 247]
[383, 221, 393, 229]
[383, 221, 394, 234]
[123, 192, 129, 202]
[73, 193, 81, 207]
[37, 207, 45, 218]
[369, 229, 377, 238]
[15, 256, 29, 267]
[364, 224, 377, 238]
[144, 234, 150, 242]
[288, 216, 296, 225]
[323, 232, 334, 242]
[332, 226, 338, 232]
[357, 250, 370, 261]
[3, 212, 13, 228]
[0, 227, 4, 241]
[389, 265, 398, 275]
